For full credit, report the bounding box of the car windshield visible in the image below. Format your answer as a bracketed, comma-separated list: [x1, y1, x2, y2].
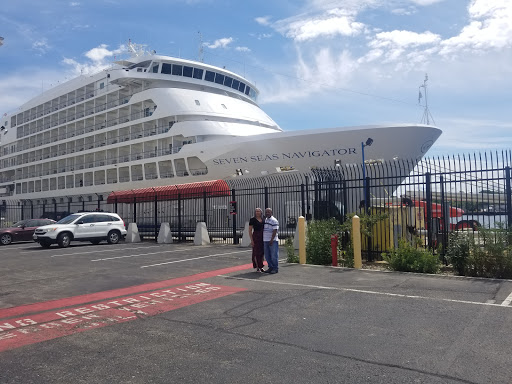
[56, 214, 82, 224]
[12, 220, 27, 227]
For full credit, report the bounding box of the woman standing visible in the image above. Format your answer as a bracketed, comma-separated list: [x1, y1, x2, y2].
[249, 207, 265, 272]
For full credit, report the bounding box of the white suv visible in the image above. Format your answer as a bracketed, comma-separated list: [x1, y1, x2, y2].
[33, 212, 127, 248]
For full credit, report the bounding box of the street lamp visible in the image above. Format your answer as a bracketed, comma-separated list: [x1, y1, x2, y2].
[361, 138, 373, 211]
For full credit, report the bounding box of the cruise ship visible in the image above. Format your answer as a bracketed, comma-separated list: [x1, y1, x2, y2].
[0, 43, 442, 203]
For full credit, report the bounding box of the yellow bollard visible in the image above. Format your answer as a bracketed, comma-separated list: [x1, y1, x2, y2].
[298, 216, 306, 264]
[352, 215, 362, 269]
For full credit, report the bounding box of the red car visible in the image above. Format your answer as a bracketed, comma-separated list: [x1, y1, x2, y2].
[0, 219, 56, 245]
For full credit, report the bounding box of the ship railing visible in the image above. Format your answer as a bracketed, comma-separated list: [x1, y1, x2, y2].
[119, 176, 130, 182]
[160, 173, 174, 179]
[132, 175, 144, 181]
[145, 173, 158, 180]
[190, 169, 208, 176]
[107, 178, 118, 184]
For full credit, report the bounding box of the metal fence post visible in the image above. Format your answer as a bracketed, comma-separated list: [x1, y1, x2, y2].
[30, 201, 34, 219]
[305, 175, 311, 221]
[439, 175, 447, 260]
[232, 188, 238, 245]
[177, 193, 182, 242]
[425, 172, 433, 250]
[203, 190, 207, 224]
[21, 202, 24, 221]
[300, 183, 306, 218]
[154, 191, 158, 241]
[365, 176, 372, 262]
[133, 196, 137, 223]
[506, 167, 512, 228]
[264, 186, 269, 210]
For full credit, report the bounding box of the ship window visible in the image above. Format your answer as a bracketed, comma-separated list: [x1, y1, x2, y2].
[205, 71, 215, 82]
[231, 79, 240, 90]
[172, 64, 183, 76]
[224, 76, 233, 87]
[152, 63, 159, 73]
[183, 66, 193, 77]
[161, 63, 172, 74]
[99, 82, 104, 89]
[238, 82, 246, 93]
[193, 68, 203, 79]
[214, 73, 225, 85]
[245, 86, 251, 95]
[195, 100, 200, 106]
[128, 60, 151, 69]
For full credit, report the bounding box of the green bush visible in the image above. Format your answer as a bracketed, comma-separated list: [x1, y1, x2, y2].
[464, 225, 512, 279]
[306, 219, 342, 265]
[285, 237, 299, 263]
[339, 241, 354, 267]
[446, 232, 472, 276]
[383, 240, 440, 274]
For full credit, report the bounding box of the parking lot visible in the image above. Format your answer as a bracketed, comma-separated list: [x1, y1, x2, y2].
[1, 240, 512, 383]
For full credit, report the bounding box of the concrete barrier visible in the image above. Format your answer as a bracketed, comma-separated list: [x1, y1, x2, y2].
[125, 223, 141, 243]
[157, 222, 173, 244]
[239, 221, 251, 247]
[194, 222, 210, 246]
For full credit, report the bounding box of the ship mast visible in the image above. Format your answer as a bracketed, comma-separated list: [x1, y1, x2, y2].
[418, 73, 435, 125]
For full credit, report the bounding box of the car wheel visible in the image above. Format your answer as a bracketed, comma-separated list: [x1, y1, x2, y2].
[57, 233, 71, 248]
[40, 240, 52, 248]
[107, 230, 120, 244]
[90, 239, 101, 245]
[0, 233, 12, 245]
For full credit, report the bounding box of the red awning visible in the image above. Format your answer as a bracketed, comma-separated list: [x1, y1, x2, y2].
[107, 180, 231, 203]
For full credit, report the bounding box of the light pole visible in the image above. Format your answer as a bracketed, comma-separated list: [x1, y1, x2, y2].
[361, 138, 373, 211]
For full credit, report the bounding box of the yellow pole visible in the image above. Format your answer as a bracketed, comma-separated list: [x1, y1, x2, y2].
[352, 215, 362, 269]
[298, 216, 306, 264]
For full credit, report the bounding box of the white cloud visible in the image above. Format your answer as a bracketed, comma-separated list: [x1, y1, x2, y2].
[391, 7, 416, 16]
[276, 9, 366, 42]
[206, 37, 233, 49]
[69, 1, 80, 6]
[410, 0, 445, 5]
[32, 38, 50, 54]
[84, 44, 123, 62]
[235, 46, 251, 52]
[63, 43, 125, 75]
[260, 47, 359, 103]
[440, 0, 512, 55]
[255, 16, 271, 26]
[370, 30, 441, 49]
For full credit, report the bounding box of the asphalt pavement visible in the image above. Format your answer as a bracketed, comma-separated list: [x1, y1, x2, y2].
[0, 240, 511, 384]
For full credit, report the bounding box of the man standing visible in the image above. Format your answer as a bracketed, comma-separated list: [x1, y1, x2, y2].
[263, 207, 279, 274]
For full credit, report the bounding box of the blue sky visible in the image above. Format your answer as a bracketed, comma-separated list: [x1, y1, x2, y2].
[1, 0, 511, 156]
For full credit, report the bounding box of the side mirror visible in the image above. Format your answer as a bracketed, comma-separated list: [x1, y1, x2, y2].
[76, 220, 83, 225]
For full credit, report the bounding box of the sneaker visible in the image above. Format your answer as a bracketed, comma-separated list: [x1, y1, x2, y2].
[270, 270, 279, 274]
[263, 268, 273, 273]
